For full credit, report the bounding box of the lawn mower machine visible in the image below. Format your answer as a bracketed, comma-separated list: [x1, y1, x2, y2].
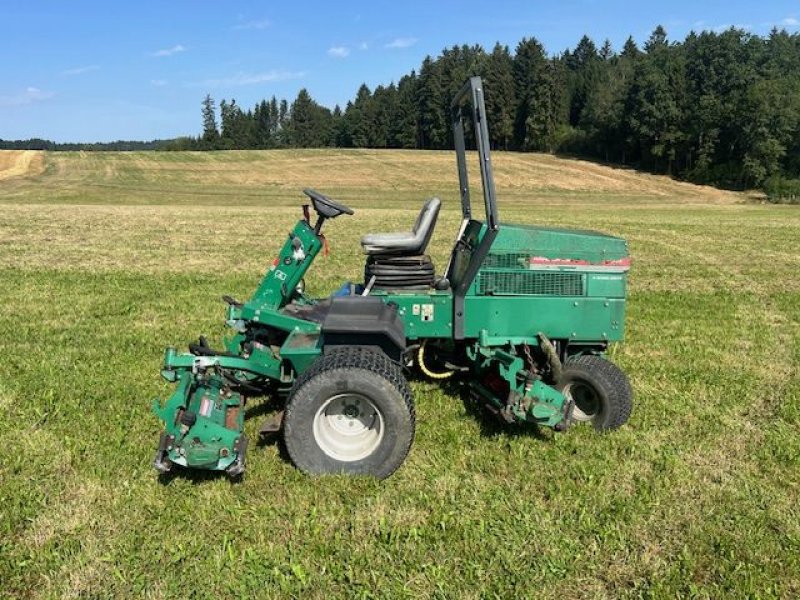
[152, 77, 633, 479]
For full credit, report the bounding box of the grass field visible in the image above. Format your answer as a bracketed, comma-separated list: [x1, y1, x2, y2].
[0, 149, 798, 599]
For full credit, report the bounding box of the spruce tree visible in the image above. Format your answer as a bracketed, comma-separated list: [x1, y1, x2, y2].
[482, 43, 516, 149]
[201, 94, 219, 148]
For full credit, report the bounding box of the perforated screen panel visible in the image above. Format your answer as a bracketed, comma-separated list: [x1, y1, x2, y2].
[477, 271, 585, 296]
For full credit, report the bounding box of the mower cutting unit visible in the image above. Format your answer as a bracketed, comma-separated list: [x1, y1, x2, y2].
[152, 77, 633, 479]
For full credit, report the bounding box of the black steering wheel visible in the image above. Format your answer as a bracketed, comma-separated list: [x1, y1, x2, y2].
[303, 188, 354, 219]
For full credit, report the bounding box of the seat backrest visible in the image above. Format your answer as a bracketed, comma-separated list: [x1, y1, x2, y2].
[413, 197, 441, 253]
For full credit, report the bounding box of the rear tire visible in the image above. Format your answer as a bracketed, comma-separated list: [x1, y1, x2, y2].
[283, 347, 415, 479]
[558, 355, 632, 430]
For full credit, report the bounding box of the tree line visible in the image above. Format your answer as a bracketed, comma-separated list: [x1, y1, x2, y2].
[179, 25, 800, 194]
[0, 139, 169, 151]
[0, 138, 169, 152]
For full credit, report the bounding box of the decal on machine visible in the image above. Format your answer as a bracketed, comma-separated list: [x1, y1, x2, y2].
[421, 304, 434, 322]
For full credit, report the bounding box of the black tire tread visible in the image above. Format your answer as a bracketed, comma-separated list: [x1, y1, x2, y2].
[284, 346, 415, 478]
[563, 355, 633, 430]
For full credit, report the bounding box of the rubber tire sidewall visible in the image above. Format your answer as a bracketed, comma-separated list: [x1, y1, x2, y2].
[558, 355, 633, 431]
[284, 357, 414, 479]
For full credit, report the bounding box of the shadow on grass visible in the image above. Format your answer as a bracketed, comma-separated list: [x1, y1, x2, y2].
[408, 371, 552, 442]
[157, 466, 239, 486]
[157, 372, 553, 486]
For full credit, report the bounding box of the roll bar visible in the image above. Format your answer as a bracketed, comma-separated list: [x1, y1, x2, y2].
[450, 76, 500, 231]
[449, 76, 500, 339]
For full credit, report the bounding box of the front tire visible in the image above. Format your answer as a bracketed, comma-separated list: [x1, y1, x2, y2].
[558, 355, 633, 430]
[283, 347, 415, 479]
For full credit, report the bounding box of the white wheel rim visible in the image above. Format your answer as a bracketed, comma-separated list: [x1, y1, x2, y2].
[562, 382, 601, 422]
[313, 393, 384, 462]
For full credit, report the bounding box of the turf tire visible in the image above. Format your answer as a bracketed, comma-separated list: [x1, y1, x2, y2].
[283, 347, 415, 479]
[558, 355, 633, 430]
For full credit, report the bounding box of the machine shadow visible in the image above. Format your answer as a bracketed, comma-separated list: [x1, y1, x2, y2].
[157, 466, 239, 486]
[408, 373, 551, 441]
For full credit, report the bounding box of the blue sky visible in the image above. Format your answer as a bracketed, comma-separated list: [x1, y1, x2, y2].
[2, 0, 798, 142]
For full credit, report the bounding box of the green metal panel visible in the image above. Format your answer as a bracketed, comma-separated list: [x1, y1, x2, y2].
[250, 219, 323, 309]
[280, 330, 322, 374]
[373, 291, 453, 340]
[585, 273, 626, 297]
[462, 296, 625, 343]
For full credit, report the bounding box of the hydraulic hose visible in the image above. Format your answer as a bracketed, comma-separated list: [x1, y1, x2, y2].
[417, 340, 456, 380]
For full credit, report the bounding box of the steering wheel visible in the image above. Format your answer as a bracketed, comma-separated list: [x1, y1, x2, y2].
[303, 188, 354, 219]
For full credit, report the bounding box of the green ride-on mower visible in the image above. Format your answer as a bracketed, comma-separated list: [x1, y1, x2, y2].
[152, 77, 633, 479]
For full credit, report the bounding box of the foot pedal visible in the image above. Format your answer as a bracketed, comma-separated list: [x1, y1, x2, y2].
[259, 411, 284, 436]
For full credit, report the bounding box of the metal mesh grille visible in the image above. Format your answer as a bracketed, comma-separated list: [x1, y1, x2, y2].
[482, 252, 530, 269]
[477, 271, 585, 296]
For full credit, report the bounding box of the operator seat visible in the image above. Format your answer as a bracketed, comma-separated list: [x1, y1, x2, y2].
[360, 197, 441, 255]
[360, 197, 441, 290]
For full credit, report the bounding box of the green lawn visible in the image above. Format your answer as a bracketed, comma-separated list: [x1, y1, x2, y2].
[0, 150, 798, 599]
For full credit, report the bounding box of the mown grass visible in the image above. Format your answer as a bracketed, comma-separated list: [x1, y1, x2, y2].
[0, 150, 798, 599]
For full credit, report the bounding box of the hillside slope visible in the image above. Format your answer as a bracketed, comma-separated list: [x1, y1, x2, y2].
[0, 150, 45, 181]
[0, 149, 745, 206]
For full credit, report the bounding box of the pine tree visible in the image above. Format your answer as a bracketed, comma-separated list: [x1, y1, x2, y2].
[417, 56, 447, 149]
[600, 39, 614, 61]
[201, 94, 219, 148]
[288, 89, 332, 147]
[621, 36, 640, 59]
[348, 84, 375, 147]
[482, 43, 515, 149]
[625, 28, 687, 174]
[513, 37, 550, 150]
[391, 73, 419, 149]
[268, 97, 280, 146]
[255, 99, 270, 148]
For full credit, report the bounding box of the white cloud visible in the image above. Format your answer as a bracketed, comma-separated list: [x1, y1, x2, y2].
[150, 79, 168, 87]
[233, 19, 271, 30]
[385, 37, 417, 49]
[62, 65, 100, 76]
[328, 46, 350, 58]
[151, 44, 186, 57]
[359, 41, 369, 51]
[0, 86, 54, 107]
[200, 70, 306, 87]
[712, 23, 751, 33]
[783, 17, 799, 26]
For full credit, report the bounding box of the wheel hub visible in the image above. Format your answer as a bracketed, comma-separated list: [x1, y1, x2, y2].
[313, 393, 384, 461]
[563, 382, 601, 422]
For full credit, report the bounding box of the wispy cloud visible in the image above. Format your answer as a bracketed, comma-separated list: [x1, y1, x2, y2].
[199, 70, 306, 87]
[328, 46, 350, 58]
[385, 37, 417, 49]
[151, 44, 186, 57]
[712, 23, 751, 33]
[233, 19, 271, 30]
[0, 86, 54, 107]
[358, 41, 369, 51]
[150, 79, 168, 87]
[62, 65, 100, 76]
[783, 17, 799, 27]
